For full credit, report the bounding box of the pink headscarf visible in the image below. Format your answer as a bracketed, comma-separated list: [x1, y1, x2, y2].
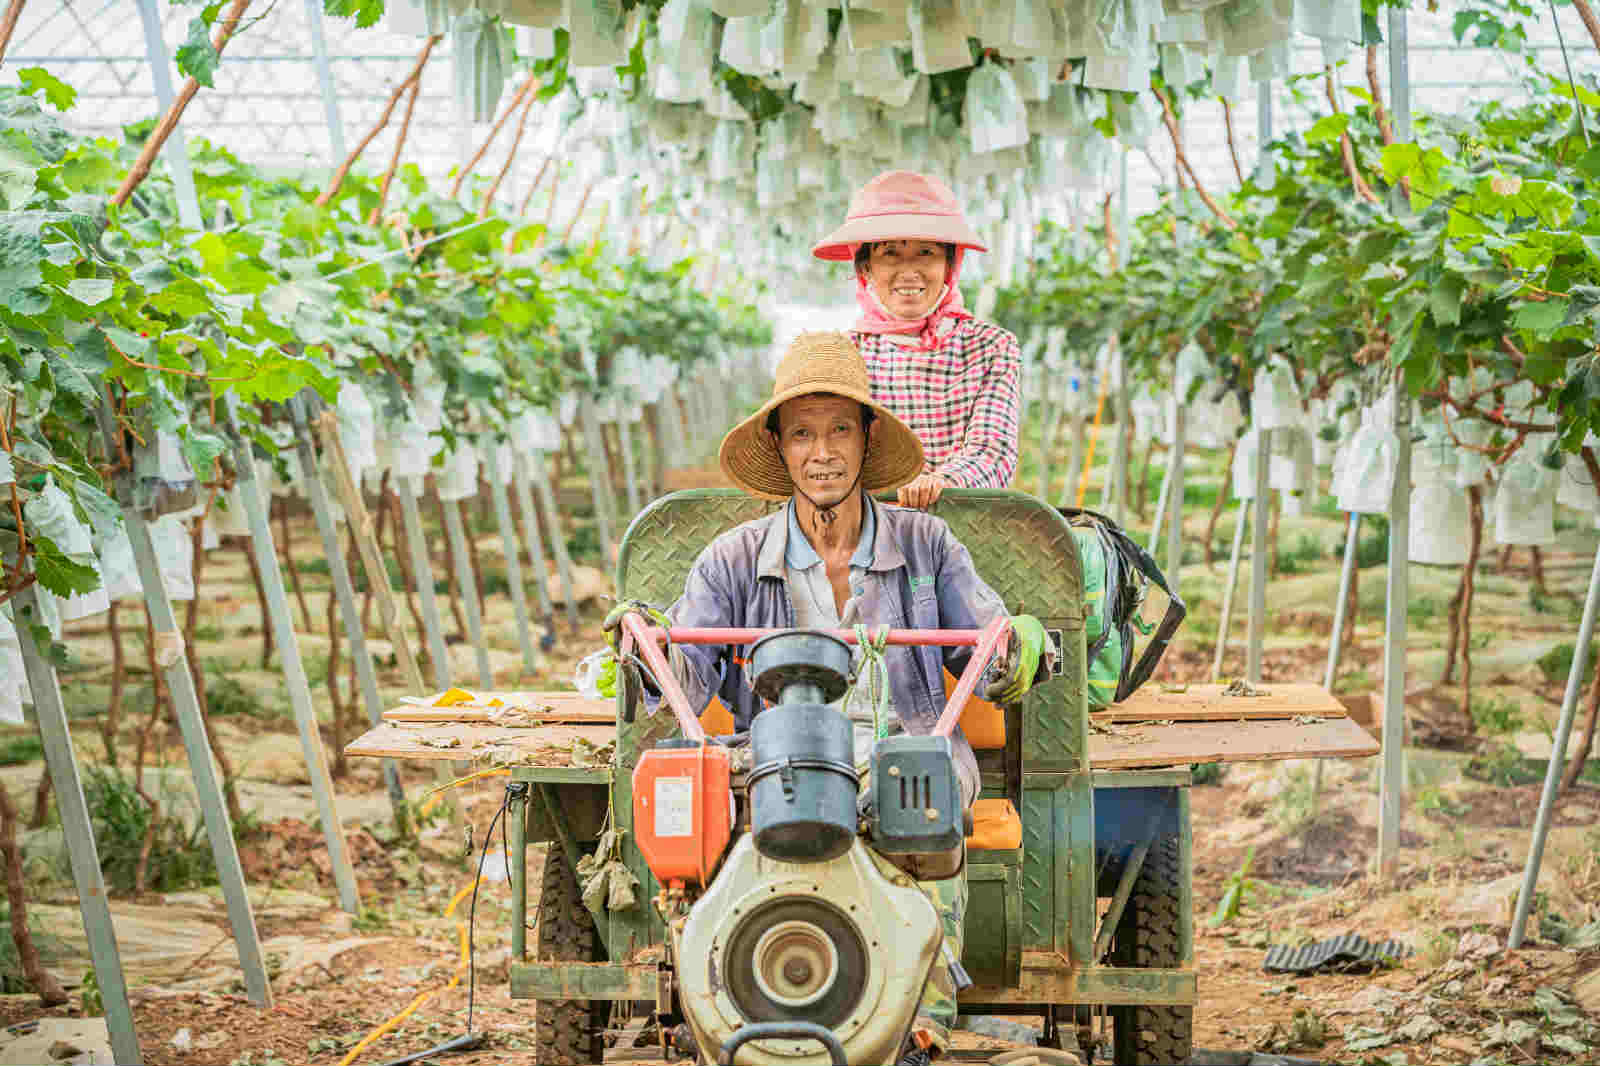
[851, 244, 973, 352]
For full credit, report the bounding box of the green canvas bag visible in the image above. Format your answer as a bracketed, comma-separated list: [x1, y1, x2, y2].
[1061, 507, 1187, 709]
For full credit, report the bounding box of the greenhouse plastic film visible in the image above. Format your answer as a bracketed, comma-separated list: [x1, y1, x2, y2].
[909, 0, 975, 74]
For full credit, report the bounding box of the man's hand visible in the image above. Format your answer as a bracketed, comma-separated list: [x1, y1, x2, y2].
[601, 600, 669, 650]
[897, 472, 949, 509]
[984, 615, 1048, 704]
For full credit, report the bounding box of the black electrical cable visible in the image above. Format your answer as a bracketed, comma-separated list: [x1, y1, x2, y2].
[372, 783, 516, 1066]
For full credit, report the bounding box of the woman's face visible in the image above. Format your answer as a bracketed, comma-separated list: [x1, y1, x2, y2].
[863, 239, 949, 320]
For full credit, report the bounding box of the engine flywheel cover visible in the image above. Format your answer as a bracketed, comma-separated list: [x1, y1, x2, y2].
[724, 898, 867, 1030]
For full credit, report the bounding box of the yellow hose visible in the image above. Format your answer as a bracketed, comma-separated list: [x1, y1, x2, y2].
[421, 767, 508, 814]
[1076, 365, 1112, 508]
[338, 905, 474, 1066]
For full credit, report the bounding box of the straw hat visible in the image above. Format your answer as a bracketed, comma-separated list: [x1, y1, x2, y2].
[719, 332, 924, 501]
[812, 170, 988, 262]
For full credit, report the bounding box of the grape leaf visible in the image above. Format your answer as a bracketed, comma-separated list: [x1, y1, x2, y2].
[16, 68, 77, 112]
[323, 0, 386, 29]
[31, 533, 103, 598]
[175, 15, 221, 88]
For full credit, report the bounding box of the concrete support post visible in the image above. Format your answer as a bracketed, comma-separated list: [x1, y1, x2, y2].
[482, 440, 541, 676]
[396, 476, 453, 690]
[509, 453, 559, 633]
[1246, 430, 1272, 684]
[1212, 500, 1251, 682]
[578, 396, 617, 560]
[228, 407, 366, 908]
[14, 586, 143, 1064]
[1378, 388, 1412, 879]
[1509, 542, 1600, 947]
[440, 497, 495, 688]
[525, 452, 581, 635]
[134, 0, 202, 230]
[302, 0, 347, 161]
[1166, 397, 1186, 599]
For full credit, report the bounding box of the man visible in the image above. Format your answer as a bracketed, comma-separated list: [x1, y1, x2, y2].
[610, 331, 1046, 1064]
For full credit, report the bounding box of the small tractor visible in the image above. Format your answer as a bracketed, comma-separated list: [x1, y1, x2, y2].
[504, 489, 1206, 1065]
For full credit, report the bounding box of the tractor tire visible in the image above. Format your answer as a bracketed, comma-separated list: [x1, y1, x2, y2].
[535, 842, 607, 1065]
[1108, 834, 1192, 1066]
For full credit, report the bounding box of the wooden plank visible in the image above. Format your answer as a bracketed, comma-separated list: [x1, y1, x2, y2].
[1088, 716, 1379, 770]
[1095, 682, 1347, 722]
[345, 721, 616, 763]
[381, 690, 614, 724]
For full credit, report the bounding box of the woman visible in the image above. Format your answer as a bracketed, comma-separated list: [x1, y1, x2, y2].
[813, 170, 1021, 508]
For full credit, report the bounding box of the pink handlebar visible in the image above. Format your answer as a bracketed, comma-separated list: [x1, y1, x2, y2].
[619, 615, 1013, 741]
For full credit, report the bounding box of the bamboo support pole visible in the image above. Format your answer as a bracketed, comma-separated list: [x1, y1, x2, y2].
[0, 0, 26, 69]
[111, 0, 251, 207]
[481, 82, 539, 218]
[316, 35, 439, 207]
[313, 408, 427, 692]
[451, 75, 538, 199]
[368, 77, 421, 226]
[1155, 87, 1237, 230]
[1221, 97, 1247, 185]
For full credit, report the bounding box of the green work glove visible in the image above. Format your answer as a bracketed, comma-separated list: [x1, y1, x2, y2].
[601, 599, 671, 651]
[985, 614, 1047, 704]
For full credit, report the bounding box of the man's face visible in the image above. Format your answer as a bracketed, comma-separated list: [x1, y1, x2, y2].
[772, 394, 871, 511]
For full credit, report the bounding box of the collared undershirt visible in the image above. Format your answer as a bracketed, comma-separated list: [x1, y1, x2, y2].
[782, 498, 894, 744]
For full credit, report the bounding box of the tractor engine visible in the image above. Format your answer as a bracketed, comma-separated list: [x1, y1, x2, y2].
[636, 630, 947, 1065]
[671, 836, 941, 1065]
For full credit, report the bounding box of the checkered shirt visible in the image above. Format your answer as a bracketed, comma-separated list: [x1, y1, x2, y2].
[851, 318, 1021, 490]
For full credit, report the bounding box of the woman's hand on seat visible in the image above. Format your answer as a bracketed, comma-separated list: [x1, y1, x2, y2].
[896, 472, 948, 509]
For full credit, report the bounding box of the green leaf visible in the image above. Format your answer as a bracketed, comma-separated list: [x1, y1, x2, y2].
[323, 0, 385, 29]
[1305, 113, 1350, 146]
[32, 534, 103, 598]
[1512, 298, 1568, 337]
[63, 277, 113, 306]
[174, 15, 221, 88]
[1429, 274, 1465, 327]
[16, 68, 78, 112]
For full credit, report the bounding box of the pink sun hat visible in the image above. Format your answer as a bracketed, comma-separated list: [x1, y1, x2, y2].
[811, 170, 988, 262]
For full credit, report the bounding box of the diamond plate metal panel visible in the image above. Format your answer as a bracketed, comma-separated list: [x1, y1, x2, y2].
[617, 488, 1084, 622]
[1024, 626, 1090, 771]
[934, 491, 1084, 627]
[617, 490, 775, 604]
[1021, 786, 1055, 949]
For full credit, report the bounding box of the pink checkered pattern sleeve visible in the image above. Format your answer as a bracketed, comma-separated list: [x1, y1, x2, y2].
[853, 320, 1021, 490]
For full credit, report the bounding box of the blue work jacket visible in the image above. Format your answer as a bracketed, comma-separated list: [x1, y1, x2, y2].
[657, 495, 1008, 791]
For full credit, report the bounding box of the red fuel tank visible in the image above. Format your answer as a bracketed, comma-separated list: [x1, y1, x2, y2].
[631, 741, 734, 888]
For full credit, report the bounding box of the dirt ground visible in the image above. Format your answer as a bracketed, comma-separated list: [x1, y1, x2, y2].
[4, 456, 1599, 1065]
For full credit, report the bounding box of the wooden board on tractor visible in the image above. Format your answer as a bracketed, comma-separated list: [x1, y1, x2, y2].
[347, 489, 1379, 1065]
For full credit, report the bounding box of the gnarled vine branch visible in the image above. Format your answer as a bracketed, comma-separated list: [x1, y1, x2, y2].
[451, 74, 538, 199]
[317, 34, 440, 207]
[1325, 66, 1379, 204]
[0, 0, 27, 69]
[480, 80, 539, 219]
[1154, 87, 1237, 230]
[111, 0, 252, 208]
